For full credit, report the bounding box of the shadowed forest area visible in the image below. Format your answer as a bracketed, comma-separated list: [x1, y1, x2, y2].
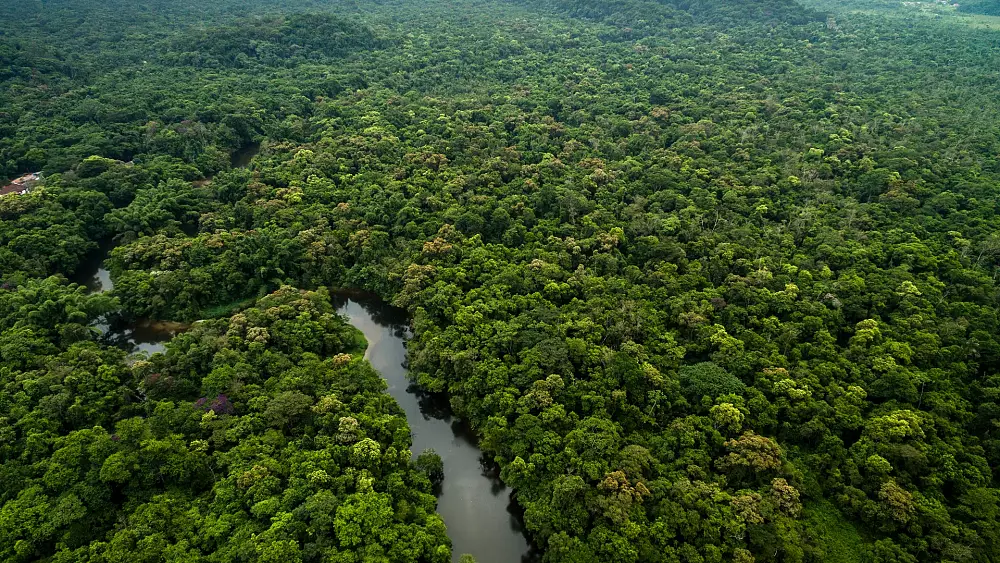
[2, 0, 1000, 561]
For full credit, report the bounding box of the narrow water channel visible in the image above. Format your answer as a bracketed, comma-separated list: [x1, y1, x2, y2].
[72, 263, 536, 562]
[73, 247, 186, 354]
[333, 293, 536, 563]
[231, 141, 261, 169]
[71, 142, 263, 352]
[70, 139, 534, 561]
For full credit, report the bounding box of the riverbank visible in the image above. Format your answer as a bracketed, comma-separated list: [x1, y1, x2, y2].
[334, 292, 536, 563]
[70, 244, 536, 563]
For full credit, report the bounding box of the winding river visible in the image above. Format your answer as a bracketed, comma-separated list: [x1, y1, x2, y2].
[73, 266, 537, 562]
[333, 293, 536, 563]
[71, 141, 534, 561]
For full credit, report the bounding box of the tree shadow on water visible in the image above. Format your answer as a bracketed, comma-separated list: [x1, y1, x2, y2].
[409, 382, 454, 422]
[330, 289, 411, 334]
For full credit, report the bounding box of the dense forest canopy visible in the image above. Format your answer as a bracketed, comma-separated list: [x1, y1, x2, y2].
[958, 0, 1000, 16]
[2, 0, 1000, 562]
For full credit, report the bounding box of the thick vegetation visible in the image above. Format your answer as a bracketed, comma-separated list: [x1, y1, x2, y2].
[0, 284, 450, 562]
[3, 0, 1000, 562]
[959, 0, 1000, 16]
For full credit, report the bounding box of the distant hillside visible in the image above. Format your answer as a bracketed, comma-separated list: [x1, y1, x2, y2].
[957, 0, 1000, 16]
[161, 14, 386, 68]
[670, 0, 821, 24]
[0, 40, 78, 86]
[509, 0, 821, 38]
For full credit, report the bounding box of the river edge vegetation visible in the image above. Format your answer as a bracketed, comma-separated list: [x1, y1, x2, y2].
[3, 0, 1000, 562]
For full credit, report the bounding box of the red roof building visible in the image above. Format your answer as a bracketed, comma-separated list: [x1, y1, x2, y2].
[0, 172, 40, 197]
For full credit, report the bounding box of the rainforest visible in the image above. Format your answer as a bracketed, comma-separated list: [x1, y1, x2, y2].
[2, 0, 1000, 561]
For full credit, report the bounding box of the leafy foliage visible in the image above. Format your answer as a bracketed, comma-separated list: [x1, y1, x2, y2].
[163, 14, 386, 69]
[2, 0, 1000, 561]
[958, 0, 1000, 16]
[0, 287, 450, 562]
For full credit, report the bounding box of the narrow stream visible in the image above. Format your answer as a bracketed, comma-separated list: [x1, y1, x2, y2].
[70, 139, 534, 561]
[71, 142, 264, 352]
[231, 141, 261, 169]
[333, 293, 536, 563]
[73, 246, 187, 354]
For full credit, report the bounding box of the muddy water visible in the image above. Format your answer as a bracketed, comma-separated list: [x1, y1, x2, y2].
[73, 245, 187, 354]
[72, 142, 263, 352]
[231, 141, 261, 169]
[333, 293, 536, 563]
